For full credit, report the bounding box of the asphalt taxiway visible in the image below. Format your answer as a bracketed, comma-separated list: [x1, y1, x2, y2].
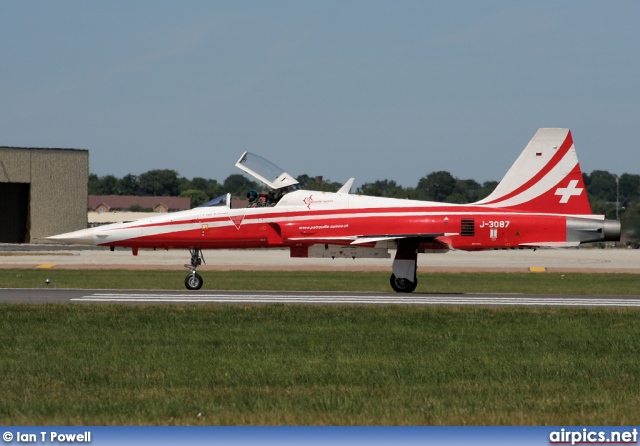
[1, 245, 638, 308]
[2, 288, 640, 308]
[1, 244, 639, 272]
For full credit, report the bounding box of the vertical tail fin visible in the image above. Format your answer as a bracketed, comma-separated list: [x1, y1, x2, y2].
[475, 128, 592, 215]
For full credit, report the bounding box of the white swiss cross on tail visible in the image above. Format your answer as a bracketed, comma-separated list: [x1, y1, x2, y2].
[555, 179, 583, 203]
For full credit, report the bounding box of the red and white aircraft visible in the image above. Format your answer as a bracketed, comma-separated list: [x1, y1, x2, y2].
[49, 128, 620, 292]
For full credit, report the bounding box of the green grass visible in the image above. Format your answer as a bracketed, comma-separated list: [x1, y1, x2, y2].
[1, 270, 639, 425]
[1, 269, 639, 294]
[2, 304, 640, 425]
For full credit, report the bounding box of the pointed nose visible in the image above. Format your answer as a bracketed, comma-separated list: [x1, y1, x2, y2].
[47, 227, 97, 245]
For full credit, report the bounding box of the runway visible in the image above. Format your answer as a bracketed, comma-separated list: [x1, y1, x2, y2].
[2, 288, 640, 308]
[1, 245, 639, 273]
[2, 246, 638, 308]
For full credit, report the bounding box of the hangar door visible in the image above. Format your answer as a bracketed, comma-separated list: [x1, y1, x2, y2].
[0, 183, 30, 243]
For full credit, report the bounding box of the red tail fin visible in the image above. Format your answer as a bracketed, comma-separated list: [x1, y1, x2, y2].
[475, 128, 592, 215]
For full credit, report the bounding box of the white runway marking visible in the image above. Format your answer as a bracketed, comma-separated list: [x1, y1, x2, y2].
[72, 293, 640, 307]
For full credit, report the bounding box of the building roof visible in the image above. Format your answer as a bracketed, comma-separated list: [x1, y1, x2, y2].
[88, 195, 191, 211]
[0, 146, 88, 153]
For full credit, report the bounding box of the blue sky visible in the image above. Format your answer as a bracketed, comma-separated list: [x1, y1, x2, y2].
[1, 1, 638, 187]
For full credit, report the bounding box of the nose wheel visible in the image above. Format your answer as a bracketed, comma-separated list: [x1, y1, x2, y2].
[185, 271, 203, 290]
[184, 248, 205, 290]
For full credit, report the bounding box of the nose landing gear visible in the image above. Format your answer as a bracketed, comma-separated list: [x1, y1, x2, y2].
[184, 248, 205, 290]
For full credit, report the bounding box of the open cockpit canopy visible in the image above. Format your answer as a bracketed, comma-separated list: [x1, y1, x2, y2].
[235, 151, 299, 190]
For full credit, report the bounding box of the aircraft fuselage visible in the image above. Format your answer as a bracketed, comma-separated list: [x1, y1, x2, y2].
[59, 189, 617, 252]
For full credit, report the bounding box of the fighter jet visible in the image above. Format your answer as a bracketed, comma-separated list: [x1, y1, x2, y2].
[49, 128, 620, 292]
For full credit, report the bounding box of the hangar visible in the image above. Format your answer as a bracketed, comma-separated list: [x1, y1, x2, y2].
[0, 147, 88, 244]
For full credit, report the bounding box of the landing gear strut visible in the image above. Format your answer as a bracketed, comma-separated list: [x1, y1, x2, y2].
[184, 248, 204, 290]
[390, 238, 419, 293]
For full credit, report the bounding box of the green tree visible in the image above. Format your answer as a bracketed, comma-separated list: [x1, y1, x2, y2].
[479, 181, 499, 200]
[139, 169, 180, 196]
[586, 170, 617, 202]
[119, 174, 140, 195]
[180, 189, 209, 208]
[89, 173, 138, 195]
[357, 179, 407, 198]
[179, 177, 223, 200]
[178, 177, 192, 195]
[295, 174, 312, 189]
[295, 174, 341, 192]
[589, 197, 617, 220]
[305, 177, 342, 192]
[88, 173, 101, 195]
[621, 205, 640, 246]
[415, 171, 456, 201]
[619, 173, 640, 206]
[449, 178, 482, 203]
[223, 174, 261, 199]
[99, 174, 120, 195]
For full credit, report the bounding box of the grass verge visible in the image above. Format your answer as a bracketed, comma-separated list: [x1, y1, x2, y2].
[1, 269, 639, 294]
[1, 303, 640, 425]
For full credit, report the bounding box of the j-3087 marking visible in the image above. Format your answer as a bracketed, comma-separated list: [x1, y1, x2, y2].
[479, 220, 510, 228]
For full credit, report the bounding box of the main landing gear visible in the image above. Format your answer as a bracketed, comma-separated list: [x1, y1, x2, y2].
[184, 248, 204, 290]
[390, 271, 418, 293]
[390, 238, 419, 293]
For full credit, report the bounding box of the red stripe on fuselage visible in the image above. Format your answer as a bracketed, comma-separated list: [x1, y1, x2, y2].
[103, 203, 573, 242]
[102, 209, 570, 252]
[105, 204, 534, 233]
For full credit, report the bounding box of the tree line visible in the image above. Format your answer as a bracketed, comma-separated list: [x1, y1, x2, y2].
[89, 169, 640, 243]
[88, 169, 501, 207]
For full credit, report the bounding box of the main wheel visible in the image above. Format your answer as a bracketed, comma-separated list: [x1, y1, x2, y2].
[185, 272, 203, 290]
[390, 273, 417, 293]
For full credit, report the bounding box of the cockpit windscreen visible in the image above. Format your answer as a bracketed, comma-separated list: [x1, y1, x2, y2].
[236, 152, 299, 190]
[198, 193, 231, 208]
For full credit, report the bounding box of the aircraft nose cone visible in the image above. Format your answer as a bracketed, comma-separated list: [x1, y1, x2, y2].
[47, 228, 97, 245]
